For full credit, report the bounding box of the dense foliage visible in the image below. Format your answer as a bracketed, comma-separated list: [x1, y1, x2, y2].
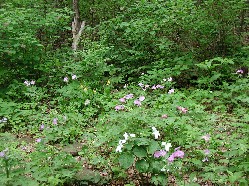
[0, 0, 248, 185]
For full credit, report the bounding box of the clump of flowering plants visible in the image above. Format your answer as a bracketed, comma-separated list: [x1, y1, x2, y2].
[113, 127, 186, 185]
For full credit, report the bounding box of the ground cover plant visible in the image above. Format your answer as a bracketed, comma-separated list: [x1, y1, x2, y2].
[0, 0, 248, 185]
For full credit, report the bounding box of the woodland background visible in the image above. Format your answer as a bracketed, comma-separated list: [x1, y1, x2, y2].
[0, 0, 248, 185]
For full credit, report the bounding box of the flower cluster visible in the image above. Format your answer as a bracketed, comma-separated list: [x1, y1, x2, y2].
[134, 96, 145, 106]
[63, 74, 77, 82]
[163, 77, 173, 82]
[138, 83, 150, 91]
[115, 94, 146, 110]
[154, 142, 172, 158]
[138, 77, 173, 91]
[154, 150, 166, 158]
[177, 106, 188, 114]
[24, 80, 35, 86]
[168, 147, 185, 162]
[119, 93, 134, 103]
[116, 132, 136, 152]
[115, 105, 125, 111]
[137, 78, 175, 98]
[151, 84, 164, 90]
[201, 134, 211, 162]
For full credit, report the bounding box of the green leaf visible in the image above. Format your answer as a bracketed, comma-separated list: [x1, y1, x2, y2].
[134, 138, 150, 146]
[210, 73, 221, 82]
[151, 174, 168, 185]
[228, 171, 244, 184]
[119, 153, 134, 169]
[190, 158, 202, 167]
[147, 140, 160, 154]
[135, 159, 149, 173]
[150, 161, 163, 173]
[133, 146, 147, 158]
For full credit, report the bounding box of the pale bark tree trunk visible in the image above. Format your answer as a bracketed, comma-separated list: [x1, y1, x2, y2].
[72, 0, 85, 50]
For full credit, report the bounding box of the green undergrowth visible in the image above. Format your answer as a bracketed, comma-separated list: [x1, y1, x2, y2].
[0, 74, 248, 185]
[0, 0, 248, 185]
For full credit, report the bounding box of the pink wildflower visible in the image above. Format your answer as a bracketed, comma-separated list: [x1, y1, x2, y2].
[161, 114, 168, 119]
[139, 96, 145, 101]
[30, 80, 35, 85]
[236, 69, 244, 74]
[168, 154, 175, 162]
[134, 100, 141, 106]
[156, 84, 164, 89]
[119, 98, 126, 103]
[173, 150, 184, 158]
[125, 94, 133, 99]
[53, 118, 58, 125]
[115, 105, 125, 111]
[204, 149, 210, 155]
[40, 124, 45, 130]
[202, 134, 210, 142]
[167, 148, 185, 162]
[154, 150, 167, 158]
[151, 85, 157, 90]
[177, 106, 188, 114]
[0, 151, 5, 158]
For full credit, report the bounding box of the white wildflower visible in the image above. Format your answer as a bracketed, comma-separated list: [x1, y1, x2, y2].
[123, 132, 129, 140]
[130, 134, 136, 138]
[152, 127, 160, 139]
[162, 142, 172, 151]
[168, 88, 174, 94]
[167, 77, 173, 82]
[63, 77, 69, 82]
[72, 74, 77, 80]
[84, 99, 90, 105]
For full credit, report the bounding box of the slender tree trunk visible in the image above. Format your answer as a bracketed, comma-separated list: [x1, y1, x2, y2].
[72, 0, 85, 50]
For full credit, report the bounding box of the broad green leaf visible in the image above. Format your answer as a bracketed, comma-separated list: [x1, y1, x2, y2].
[151, 174, 168, 185]
[147, 140, 160, 154]
[150, 161, 163, 173]
[134, 138, 150, 146]
[135, 159, 149, 173]
[119, 153, 134, 169]
[132, 146, 147, 158]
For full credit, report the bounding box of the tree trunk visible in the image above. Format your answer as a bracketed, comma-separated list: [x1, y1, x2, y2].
[72, 0, 85, 50]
